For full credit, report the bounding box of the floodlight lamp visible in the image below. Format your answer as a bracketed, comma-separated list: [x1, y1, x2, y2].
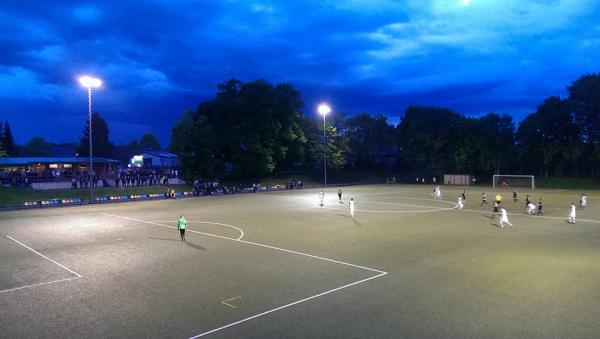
[318, 103, 331, 116]
[79, 75, 102, 88]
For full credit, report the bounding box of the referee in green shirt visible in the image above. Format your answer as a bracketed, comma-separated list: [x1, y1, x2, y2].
[178, 215, 187, 242]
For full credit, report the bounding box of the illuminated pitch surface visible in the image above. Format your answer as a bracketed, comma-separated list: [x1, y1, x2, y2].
[1, 185, 599, 338]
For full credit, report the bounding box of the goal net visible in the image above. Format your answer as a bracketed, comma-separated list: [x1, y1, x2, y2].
[492, 175, 535, 189]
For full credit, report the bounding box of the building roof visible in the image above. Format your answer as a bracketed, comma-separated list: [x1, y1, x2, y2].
[141, 150, 178, 158]
[0, 157, 121, 166]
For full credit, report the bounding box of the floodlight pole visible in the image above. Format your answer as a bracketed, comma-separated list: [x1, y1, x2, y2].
[318, 103, 331, 187]
[323, 112, 327, 187]
[79, 75, 102, 204]
[87, 86, 93, 204]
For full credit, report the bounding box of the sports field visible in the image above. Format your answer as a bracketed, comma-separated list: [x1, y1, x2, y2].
[1, 184, 599, 338]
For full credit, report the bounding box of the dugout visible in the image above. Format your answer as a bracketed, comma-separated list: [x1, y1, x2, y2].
[444, 174, 474, 185]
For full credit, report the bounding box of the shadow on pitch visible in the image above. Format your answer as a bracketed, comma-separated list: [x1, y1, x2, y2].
[147, 237, 207, 250]
[185, 241, 207, 251]
[336, 213, 362, 227]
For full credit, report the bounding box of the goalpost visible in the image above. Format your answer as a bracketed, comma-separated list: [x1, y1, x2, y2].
[492, 175, 535, 189]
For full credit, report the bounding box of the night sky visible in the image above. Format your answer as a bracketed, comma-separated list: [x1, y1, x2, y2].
[1, 0, 599, 146]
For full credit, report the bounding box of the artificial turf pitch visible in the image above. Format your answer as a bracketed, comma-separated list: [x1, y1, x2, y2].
[1, 184, 599, 338]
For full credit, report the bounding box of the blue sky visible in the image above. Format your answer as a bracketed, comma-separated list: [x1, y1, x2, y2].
[1, 0, 599, 146]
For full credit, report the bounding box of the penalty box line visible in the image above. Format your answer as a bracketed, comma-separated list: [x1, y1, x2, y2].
[101, 213, 389, 336]
[1, 235, 82, 294]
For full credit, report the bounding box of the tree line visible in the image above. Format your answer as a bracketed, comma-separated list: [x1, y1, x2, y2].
[170, 73, 600, 181]
[1, 114, 162, 162]
[3, 73, 599, 182]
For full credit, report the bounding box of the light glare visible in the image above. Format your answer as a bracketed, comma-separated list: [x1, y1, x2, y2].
[79, 75, 102, 88]
[318, 103, 331, 116]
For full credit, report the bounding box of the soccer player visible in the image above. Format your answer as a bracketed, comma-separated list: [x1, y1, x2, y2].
[461, 190, 466, 201]
[349, 198, 355, 218]
[338, 189, 343, 203]
[481, 192, 488, 205]
[580, 193, 587, 209]
[537, 198, 543, 215]
[499, 208, 514, 228]
[526, 202, 536, 215]
[568, 203, 576, 224]
[457, 196, 464, 211]
[432, 186, 442, 199]
[513, 190, 518, 203]
[495, 194, 503, 204]
[178, 215, 187, 242]
[525, 195, 531, 210]
[319, 190, 324, 207]
[492, 201, 500, 219]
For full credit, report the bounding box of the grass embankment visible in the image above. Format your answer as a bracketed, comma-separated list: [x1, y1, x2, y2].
[0, 185, 190, 208]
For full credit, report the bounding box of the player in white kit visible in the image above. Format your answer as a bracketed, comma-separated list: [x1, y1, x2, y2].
[580, 194, 587, 209]
[498, 208, 514, 228]
[526, 202, 536, 215]
[432, 186, 441, 199]
[457, 196, 464, 211]
[319, 190, 324, 206]
[349, 198, 355, 218]
[568, 203, 576, 224]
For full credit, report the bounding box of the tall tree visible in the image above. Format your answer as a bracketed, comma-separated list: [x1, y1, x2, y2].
[20, 137, 53, 157]
[139, 133, 161, 151]
[3, 120, 18, 156]
[345, 113, 396, 170]
[397, 106, 465, 171]
[78, 112, 113, 157]
[517, 97, 580, 178]
[170, 109, 221, 179]
[170, 79, 305, 179]
[475, 113, 515, 174]
[568, 73, 600, 176]
[301, 114, 347, 171]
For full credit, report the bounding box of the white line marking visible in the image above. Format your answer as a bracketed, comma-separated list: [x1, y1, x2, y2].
[5, 235, 81, 278]
[103, 213, 386, 274]
[190, 272, 388, 338]
[320, 199, 458, 214]
[102, 213, 242, 241]
[152, 220, 244, 240]
[0, 276, 80, 294]
[101, 213, 388, 336]
[458, 208, 600, 224]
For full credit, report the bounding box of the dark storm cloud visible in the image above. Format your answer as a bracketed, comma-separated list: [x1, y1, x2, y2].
[1, 0, 599, 145]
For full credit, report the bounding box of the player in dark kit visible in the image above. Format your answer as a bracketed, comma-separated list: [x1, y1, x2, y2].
[537, 198, 543, 215]
[513, 190, 518, 203]
[338, 189, 343, 203]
